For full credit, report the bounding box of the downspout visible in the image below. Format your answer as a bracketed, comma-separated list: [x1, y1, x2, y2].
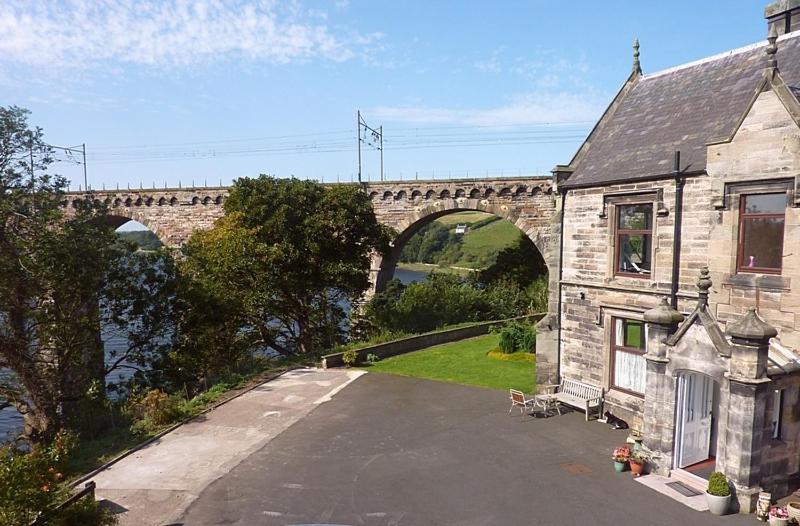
[556, 187, 567, 382]
[670, 151, 684, 310]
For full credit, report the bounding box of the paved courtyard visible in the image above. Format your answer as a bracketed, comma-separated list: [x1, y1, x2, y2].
[177, 373, 752, 525]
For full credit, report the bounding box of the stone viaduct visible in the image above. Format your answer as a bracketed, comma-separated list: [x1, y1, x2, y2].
[65, 176, 562, 382]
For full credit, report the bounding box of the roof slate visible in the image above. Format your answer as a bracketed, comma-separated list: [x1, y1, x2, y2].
[563, 33, 800, 188]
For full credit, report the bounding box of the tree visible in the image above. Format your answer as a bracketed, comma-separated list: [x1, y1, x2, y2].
[0, 107, 175, 444]
[478, 233, 547, 287]
[176, 176, 392, 364]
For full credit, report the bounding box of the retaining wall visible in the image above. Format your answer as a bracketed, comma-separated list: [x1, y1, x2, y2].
[321, 314, 545, 368]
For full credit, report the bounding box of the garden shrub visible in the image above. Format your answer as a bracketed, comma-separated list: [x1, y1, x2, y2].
[342, 349, 358, 367]
[707, 471, 730, 497]
[0, 431, 116, 526]
[491, 322, 537, 354]
[126, 389, 186, 435]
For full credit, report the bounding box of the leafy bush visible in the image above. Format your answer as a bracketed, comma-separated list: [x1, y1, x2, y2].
[707, 472, 730, 497]
[365, 353, 380, 364]
[0, 431, 116, 526]
[491, 322, 537, 354]
[125, 389, 186, 435]
[342, 349, 358, 367]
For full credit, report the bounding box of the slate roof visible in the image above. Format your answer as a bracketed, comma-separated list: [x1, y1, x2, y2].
[563, 32, 800, 188]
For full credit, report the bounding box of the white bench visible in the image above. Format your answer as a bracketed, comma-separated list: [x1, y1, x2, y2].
[542, 378, 604, 421]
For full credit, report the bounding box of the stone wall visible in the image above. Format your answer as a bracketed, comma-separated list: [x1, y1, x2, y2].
[63, 187, 229, 248]
[321, 314, 545, 368]
[559, 89, 800, 423]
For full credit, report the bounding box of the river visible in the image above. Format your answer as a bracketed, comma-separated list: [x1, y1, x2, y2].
[0, 267, 431, 443]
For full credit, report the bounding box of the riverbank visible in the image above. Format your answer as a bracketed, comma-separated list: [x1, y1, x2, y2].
[395, 262, 477, 277]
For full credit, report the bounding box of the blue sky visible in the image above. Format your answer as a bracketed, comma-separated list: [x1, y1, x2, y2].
[1, 1, 768, 190]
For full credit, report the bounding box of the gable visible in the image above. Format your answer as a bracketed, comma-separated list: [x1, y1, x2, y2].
[563, 32, 800, 189]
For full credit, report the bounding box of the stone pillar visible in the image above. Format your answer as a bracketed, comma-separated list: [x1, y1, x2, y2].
[642, 297, 684, 475]
[723, 308, 777, 513]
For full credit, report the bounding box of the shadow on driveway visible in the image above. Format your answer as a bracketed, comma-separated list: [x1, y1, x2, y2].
[179, 373, 752, 525]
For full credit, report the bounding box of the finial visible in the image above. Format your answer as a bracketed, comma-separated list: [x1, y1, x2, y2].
[644, 297, 684, 326]
[632, 38, 641, 74]
[767, 24, 779, 71]
[726, 307, 778, 344]
[697, 267, 712, 307]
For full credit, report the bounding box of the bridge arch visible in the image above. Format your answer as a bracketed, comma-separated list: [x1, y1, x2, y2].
[371, 198, 553, 294]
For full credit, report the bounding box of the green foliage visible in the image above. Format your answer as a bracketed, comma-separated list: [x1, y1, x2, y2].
[365, 353, 380, 364]
[116, 229, 163, 250]
[478, 234, 548, 288]
[364, 273, 547, 337]
[0, 430, 115, 526]
[0, 106, 176, 444]
[342, 349, 358, 367]
[175, 176, 392, 378]
[490, 322, 537, 354]
[125, 389, 186, 435]
[707, 472, 730, 497]
[366, 273, 485, 334]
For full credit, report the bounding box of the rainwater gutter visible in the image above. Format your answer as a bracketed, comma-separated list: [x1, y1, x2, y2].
[670, 151, 684, 310]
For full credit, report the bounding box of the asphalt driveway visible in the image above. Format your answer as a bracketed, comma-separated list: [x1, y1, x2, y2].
[178, 372, 751, 525]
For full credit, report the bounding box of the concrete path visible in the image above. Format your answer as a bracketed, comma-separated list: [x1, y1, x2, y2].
[89, 368, 364, 526]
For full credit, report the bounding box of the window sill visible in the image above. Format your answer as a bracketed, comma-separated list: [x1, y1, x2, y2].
[722, 273, 790, 291]
[609, 387, 645, 400]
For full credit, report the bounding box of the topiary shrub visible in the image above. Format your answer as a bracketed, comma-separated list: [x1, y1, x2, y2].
[707, 471, 730, 497]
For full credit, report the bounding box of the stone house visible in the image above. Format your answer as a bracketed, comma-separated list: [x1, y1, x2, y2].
[543, 1, 800, 512]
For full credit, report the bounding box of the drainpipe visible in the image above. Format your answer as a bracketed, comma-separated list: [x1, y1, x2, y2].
[556, 187, 567, 382]
[670, 151, 684, 310]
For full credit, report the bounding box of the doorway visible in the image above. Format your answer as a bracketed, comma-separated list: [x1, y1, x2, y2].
[674, 371, 718, 470]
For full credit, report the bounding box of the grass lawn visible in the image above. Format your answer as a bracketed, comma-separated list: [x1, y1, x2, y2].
[365, 333, 535, 392]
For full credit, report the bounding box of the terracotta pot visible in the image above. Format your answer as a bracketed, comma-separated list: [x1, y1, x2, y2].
[630, 460, 645, 476]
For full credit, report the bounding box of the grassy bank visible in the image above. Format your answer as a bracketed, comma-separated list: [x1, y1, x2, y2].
[364, 333, 535, 392]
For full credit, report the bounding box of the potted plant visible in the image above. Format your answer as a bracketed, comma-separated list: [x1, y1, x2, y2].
[629, 449, 648, 477]
[705, 471, 731, 516]
[769, 506, 789, 526]
[612, 446, 631, 472]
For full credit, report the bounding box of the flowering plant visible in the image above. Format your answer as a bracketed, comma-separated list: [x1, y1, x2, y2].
[769, 506, 789, 519]
[612, 446, 631, 462]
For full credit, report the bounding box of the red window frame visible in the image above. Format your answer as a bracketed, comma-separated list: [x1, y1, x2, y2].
[736, 193, 785, 275]
[614, 203, 653, 278]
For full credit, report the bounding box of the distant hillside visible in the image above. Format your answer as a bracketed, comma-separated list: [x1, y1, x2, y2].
[117, 230, 162, 250]
[399, 211, 522, 270]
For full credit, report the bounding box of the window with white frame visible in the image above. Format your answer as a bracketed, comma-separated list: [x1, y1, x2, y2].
[611, 318, 647, 396]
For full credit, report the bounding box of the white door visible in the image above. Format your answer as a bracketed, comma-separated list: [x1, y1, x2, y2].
[676, 372, 713, 468]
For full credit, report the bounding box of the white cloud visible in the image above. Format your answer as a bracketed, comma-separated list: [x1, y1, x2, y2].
[0, 0, 373, 69]
[370, 92, 606, 127]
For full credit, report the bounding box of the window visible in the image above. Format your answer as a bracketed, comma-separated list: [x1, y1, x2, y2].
[737, 193, 786, 274]
[615, 204, 653, 277]
[611, 318, 646, 396]
[772, 389, 784, 440]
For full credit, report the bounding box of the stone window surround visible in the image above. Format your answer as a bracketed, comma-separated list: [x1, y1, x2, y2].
[601, 191, 667, 287]
[601, 306, 648, 402]
[719, 179, 793, 289]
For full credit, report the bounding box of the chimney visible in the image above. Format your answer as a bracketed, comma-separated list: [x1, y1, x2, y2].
[766, 0, 800, 36]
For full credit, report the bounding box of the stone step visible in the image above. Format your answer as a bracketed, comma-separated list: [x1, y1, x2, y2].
[670, 469, 708, 494]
